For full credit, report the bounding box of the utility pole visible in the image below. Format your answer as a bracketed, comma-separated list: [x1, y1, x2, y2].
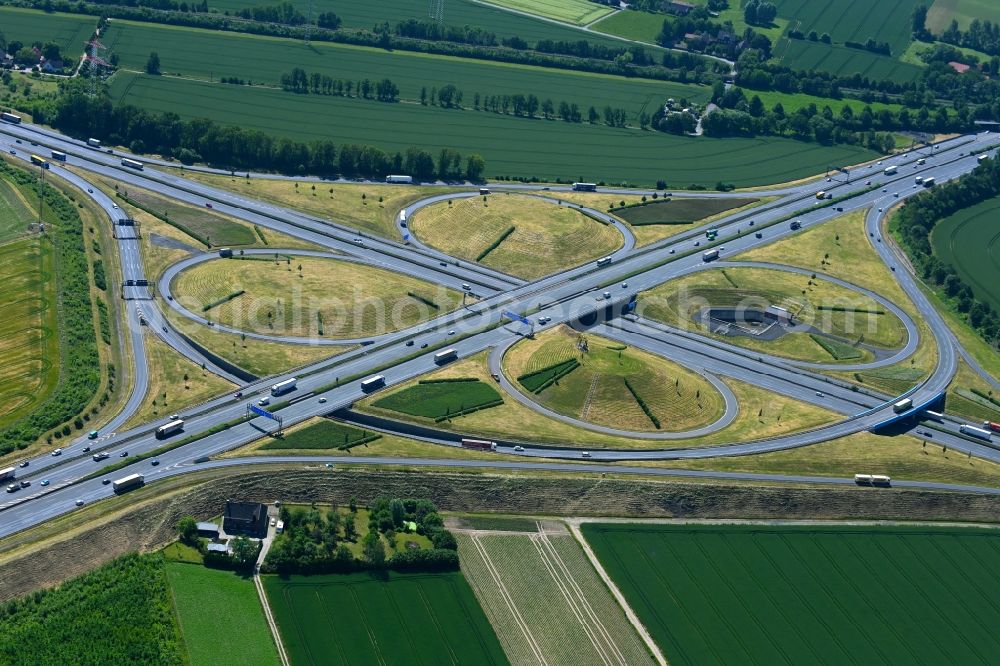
[305, 0, 314, 44]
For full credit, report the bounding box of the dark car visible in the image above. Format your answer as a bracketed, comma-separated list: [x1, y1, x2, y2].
[206, 202, 213, 208]
[120, 451, 128, 457]
[18, 461, 28, 468]
[420, 343, 428, 348]
[82, 446, 91, 453]
[20, 480, 30, 488]
[102, 478, 111, 485]
[405, 340, 414, 346]
[151, 460, 160, 466]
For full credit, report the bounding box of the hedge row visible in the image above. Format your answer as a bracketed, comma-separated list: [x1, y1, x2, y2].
[406, 291, 440, 310]
[476, 225, 515, 261]
[434, 399, 505, 422]
[816, 305, 885, 314]
[624, 377, 661, 429]
[518, 358, 580, 393]
[202, 290, 245, 312]
[418, 377, 480, 384]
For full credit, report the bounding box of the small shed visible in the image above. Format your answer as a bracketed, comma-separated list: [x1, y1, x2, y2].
[197, 522, 220, 538]
[207, 542, 231, 555]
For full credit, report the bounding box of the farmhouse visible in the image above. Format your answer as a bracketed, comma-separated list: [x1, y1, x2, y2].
[223, 500, 268, 537]
[664, 1, 695, 15]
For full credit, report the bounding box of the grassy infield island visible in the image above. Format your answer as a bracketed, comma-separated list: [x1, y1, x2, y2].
[640, 266, 908, 364]
[409, 194, 622, 279]
[173, 255, 463, 339]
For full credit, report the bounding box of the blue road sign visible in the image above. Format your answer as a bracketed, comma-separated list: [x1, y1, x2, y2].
[250, 404, 278, 422]
[502, 310, 531, 326]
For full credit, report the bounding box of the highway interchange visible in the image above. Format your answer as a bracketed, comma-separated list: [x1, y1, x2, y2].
[1, 120, 999, 539]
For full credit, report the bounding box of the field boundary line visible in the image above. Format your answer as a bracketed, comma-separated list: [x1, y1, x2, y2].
[566, 521, 667, 665]
[535, 527, 627, 665]
[254, 575, 290, 666]
[470, 534, 548, 665]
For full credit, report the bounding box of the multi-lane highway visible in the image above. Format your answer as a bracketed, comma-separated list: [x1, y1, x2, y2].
[1, 119, 998, 539]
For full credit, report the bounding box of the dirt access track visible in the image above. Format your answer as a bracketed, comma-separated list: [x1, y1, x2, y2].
[3, 466, 1000, 601]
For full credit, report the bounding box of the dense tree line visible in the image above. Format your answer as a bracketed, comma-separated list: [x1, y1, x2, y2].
[38, 80, 485, 180]
[235, 1, 305, 25]
[0, 163, 104, 456]
[262, 497, 459, 574]
[279, 69, 399, 101]
[735, 49, 1000, 121]
[894, 156, 1000, 347]
[913, 3, 1000, 58]
[0, 553, 185, 664]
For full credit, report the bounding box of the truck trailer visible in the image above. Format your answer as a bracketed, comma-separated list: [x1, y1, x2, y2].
[50, 150, 67, 161]
[572, 182, 597, 191]
[922, 176, 935, 187]
[892, 398, 913, 414]
[434, 348, 458, 365]
[984, 421, 1000, 433]
[155, 419, 185, 439]
[360, 375, 386, 392]
[0, 467, 15, 482]
[960, 424, 993, 441]
[702, 249, 720, 262]
[29, 154, 49, 169]
[270, 378, 297, 396]
[112, 473, 145, 494]
[461, 438, 497, 451]
[87, 138, 101, 148]
[1, 112, 22, 124]
[385, 175, 413, 184]
[121, 157, 144, 170]
[883, 165, 897, 175]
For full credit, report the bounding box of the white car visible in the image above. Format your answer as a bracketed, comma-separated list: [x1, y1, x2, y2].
[513, 445, 524, 452]
[258, 396, 270, 406]
[75, 499, 84, 506]
[112, 203, 118, 209]
[51, 448, 62, 457]
[318, 397, 327, 403]
[170, 413, 179, 420]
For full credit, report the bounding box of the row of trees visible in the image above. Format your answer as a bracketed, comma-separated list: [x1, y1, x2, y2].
[260, 498, 459, 574]
[0, 163, 104, 456]
[279, 69, 399, 102]
[41, 80, 485, 180]
[894, 156, 1000, 346]
[914, 4, 1000, 57]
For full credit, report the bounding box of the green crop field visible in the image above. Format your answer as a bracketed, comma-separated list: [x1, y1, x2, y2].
[261, 418, 381, 450]
[591, 9, 665, 43]
[583, 523, 1000, 666]
[737, 87, 908, 116]
[0, 233, 59, 429]
[775, 38, 923, 82]
[930, 195, 1000, 312]
[774, 0, 921, 56]
[0, 7, 97, 55]
[263, 572, 507, 665]
[926, 0, 1000, 32]
[480, 0, 614, 26]
[108, 73, 873, 187]
[103, 21, 693, 124]
[166, 563, 280, 666]
[373, 379, 504, 421]
[206, 0, 632, 47]
[456, 530, 653, 665]
[616, 197, 757, 226]
[0, 553, 185, 664]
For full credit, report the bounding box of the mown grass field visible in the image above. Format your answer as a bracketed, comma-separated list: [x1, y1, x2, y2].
[263, 572, 507, 665]
[930, 194, 1000, 312]
[0, 7, 96, 55]
[104, 21, 697, 124]
[583, 523, 1000, 665]
[121, 186, 258, 247]
[373, 379, 504, 421]
[774, 0, 920, 56]
[0, 177, 34, 243]
[166, 562, 280, 666]
[183, 173, 453, 239]
[164, 306, 344, 377]
[261, 418, 381, 450]
[640, 266, 906, 362]
[174, 256, 461, 339]
[615, 197, 757, 226]
[0, 235, 59, 429]
[410, 195, 622, 279]
[108, 72, 874, 187]
[456, 530, 653, 665]
[503, 325, 724, 432]
[926, 0, 1000, 31]
[481, 0, 614, 25]
[590, 9, 664, 43]
[207, 0, 632, 47]
[123, 331, 235, 429]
